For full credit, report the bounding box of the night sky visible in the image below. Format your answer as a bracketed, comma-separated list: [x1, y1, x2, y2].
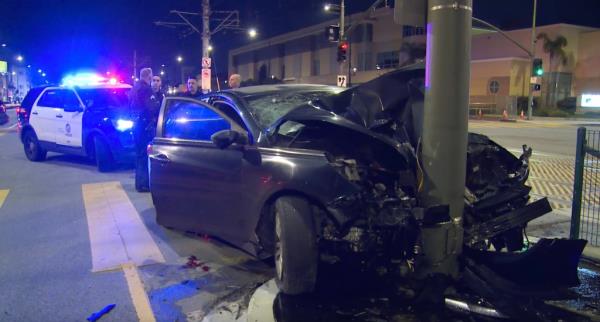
[1, 0, 599, 84]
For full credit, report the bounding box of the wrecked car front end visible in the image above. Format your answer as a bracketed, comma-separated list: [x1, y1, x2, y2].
[265, 65, 587, 318]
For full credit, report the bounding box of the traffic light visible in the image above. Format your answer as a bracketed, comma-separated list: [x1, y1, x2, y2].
[337, 41, 348, 62]
[533, 58, 543, 76]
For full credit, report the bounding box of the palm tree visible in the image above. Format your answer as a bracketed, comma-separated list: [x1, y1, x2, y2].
[536, 32, 568, 107]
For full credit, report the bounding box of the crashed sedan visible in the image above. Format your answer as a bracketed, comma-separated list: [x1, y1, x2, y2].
[149, 65, 585, 316]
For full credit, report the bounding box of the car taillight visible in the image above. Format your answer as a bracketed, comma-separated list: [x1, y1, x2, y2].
[147, 144, 153, 154]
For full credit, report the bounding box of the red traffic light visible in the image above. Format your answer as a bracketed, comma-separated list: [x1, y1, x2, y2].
[339, 41, 348, 50]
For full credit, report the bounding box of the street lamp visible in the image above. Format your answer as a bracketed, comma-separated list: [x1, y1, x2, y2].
[208, 45, 213, 52]
[42, 73, 46, 77]
[248, 28, 258, 39]
[160, 70, 165, 76]
[37, 69, 42, 73]
[11, 71, 16, 76]
[1, 43, 6, 47]
[16, 55, 23, 62]
[26, 65, 31, 68]
[324, 4, 331, 11]
[176, 55, 183, 63]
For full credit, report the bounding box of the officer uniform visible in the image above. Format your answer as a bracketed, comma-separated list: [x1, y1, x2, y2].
[129, 80, 155, 192]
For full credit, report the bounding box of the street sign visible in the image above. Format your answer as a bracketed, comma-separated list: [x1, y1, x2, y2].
[326, 25, 340, 42]
[201, 68, 211, 92]
[202, 57, 211, 69]
[337, 75, 347, 87]
[0, 61, 7, 74]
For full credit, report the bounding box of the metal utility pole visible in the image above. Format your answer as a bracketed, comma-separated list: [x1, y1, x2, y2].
[339, 0, 346, 78]
[133, 50, 137, 83]
[419, 0, 473, 278]
[202, 0, 211, 59]
[155, 4, 243, 92]
[527, 0, 538, 120]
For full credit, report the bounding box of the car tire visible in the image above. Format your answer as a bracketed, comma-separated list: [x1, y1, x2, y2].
[94, 136, 114, 172]
[23, 131, 47, 162]
[274, 196, 319, 295]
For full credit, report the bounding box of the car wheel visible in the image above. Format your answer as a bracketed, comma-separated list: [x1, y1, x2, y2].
[274, 196, 318, 295]
[23, 131, 47, 162]
[94, 136, 114, 172]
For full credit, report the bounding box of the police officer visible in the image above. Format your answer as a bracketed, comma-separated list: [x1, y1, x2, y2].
[151, 75, 165, 106]
[184, 77, 203, 99]
[130, 68, 157, 192]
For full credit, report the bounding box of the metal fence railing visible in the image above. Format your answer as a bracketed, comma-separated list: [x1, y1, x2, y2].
[571, 128, 600, 245]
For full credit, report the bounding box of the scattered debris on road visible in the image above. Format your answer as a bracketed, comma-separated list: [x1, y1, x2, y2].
[86, 304, 116, 322]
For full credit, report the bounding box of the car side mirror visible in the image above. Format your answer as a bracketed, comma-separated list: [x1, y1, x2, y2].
[211, 129, 248, 149]
[64, 105, 84, 113]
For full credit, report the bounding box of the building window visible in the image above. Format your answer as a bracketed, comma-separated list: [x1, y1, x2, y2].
[489, 80, 500, 94]
[357, 52, 372, 71]
[403, 25, 425, 37]
[312, 60, 320, 76]
[281, 64, 285, 79]
[376, 51, 399, 69]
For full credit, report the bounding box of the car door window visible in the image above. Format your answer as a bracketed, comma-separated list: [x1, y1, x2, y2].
[61, 90, 81, 109]
[212, 100, 248, 132]
[162, 100, 231, 141]
[37, 90, 62, 108]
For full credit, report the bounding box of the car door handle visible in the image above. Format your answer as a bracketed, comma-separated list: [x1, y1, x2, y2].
[31, 111, 38, 115]
[152, 154, 170, 163]
[56, 114, 63, 118]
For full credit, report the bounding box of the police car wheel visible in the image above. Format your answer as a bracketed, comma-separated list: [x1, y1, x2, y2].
[94, 136, 114, 172]
[23, 131, 47, 162]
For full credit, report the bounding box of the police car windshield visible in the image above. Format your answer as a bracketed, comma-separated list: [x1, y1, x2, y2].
[77, 88, 130, 110]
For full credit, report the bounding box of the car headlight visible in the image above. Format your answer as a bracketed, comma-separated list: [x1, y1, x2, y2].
[114, 119, 134, 131]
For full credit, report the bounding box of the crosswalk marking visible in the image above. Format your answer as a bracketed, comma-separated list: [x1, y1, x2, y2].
[82, 181, 165, 272]
[0, 189, 9, 209]
[122, 262, 157, 322]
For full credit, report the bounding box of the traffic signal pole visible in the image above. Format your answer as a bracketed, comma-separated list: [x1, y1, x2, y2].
[527, 0, 538, 120]
[339, 0, 346, 82]
[419, 0, 472, 278]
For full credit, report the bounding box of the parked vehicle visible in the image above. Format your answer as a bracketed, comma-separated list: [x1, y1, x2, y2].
[17, 81, 134, 171]
[149, 65, 585, 304]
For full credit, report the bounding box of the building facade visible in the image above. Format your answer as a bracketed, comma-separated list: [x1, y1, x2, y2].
[229, 7, 600, 113]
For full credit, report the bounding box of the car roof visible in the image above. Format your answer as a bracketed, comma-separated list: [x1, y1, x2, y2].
[225, 84, 343, 96]
[35, 84, 133, 91]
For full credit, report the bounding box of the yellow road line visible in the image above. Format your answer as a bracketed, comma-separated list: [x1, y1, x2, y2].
[82, 181, 165, 272]
[122, 262, 157, 322]
[0, 189, 9, 209]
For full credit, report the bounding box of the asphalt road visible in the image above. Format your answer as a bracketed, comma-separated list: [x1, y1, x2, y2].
[1, 109, 600, 321]
[468, 118, 600, 157]
[0, 111, 272, 322]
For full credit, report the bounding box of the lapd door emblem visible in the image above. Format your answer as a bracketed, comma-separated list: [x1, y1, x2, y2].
[65, 123, 72, 137]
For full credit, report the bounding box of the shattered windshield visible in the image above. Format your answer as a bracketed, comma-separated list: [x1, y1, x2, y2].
[242, 90, 337, 129]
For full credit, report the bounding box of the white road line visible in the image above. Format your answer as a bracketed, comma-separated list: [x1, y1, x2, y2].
[122, 262, 157, 322]
[82, 181, 165, 272]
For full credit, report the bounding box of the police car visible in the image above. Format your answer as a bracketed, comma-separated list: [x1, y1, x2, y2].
[17, 74, 135, 172]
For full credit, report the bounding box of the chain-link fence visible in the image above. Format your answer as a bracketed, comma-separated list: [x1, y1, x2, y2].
[571, 128, 600, 246]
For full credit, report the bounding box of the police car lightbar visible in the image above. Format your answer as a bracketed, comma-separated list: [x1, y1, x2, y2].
[61, 73, 120, 87]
